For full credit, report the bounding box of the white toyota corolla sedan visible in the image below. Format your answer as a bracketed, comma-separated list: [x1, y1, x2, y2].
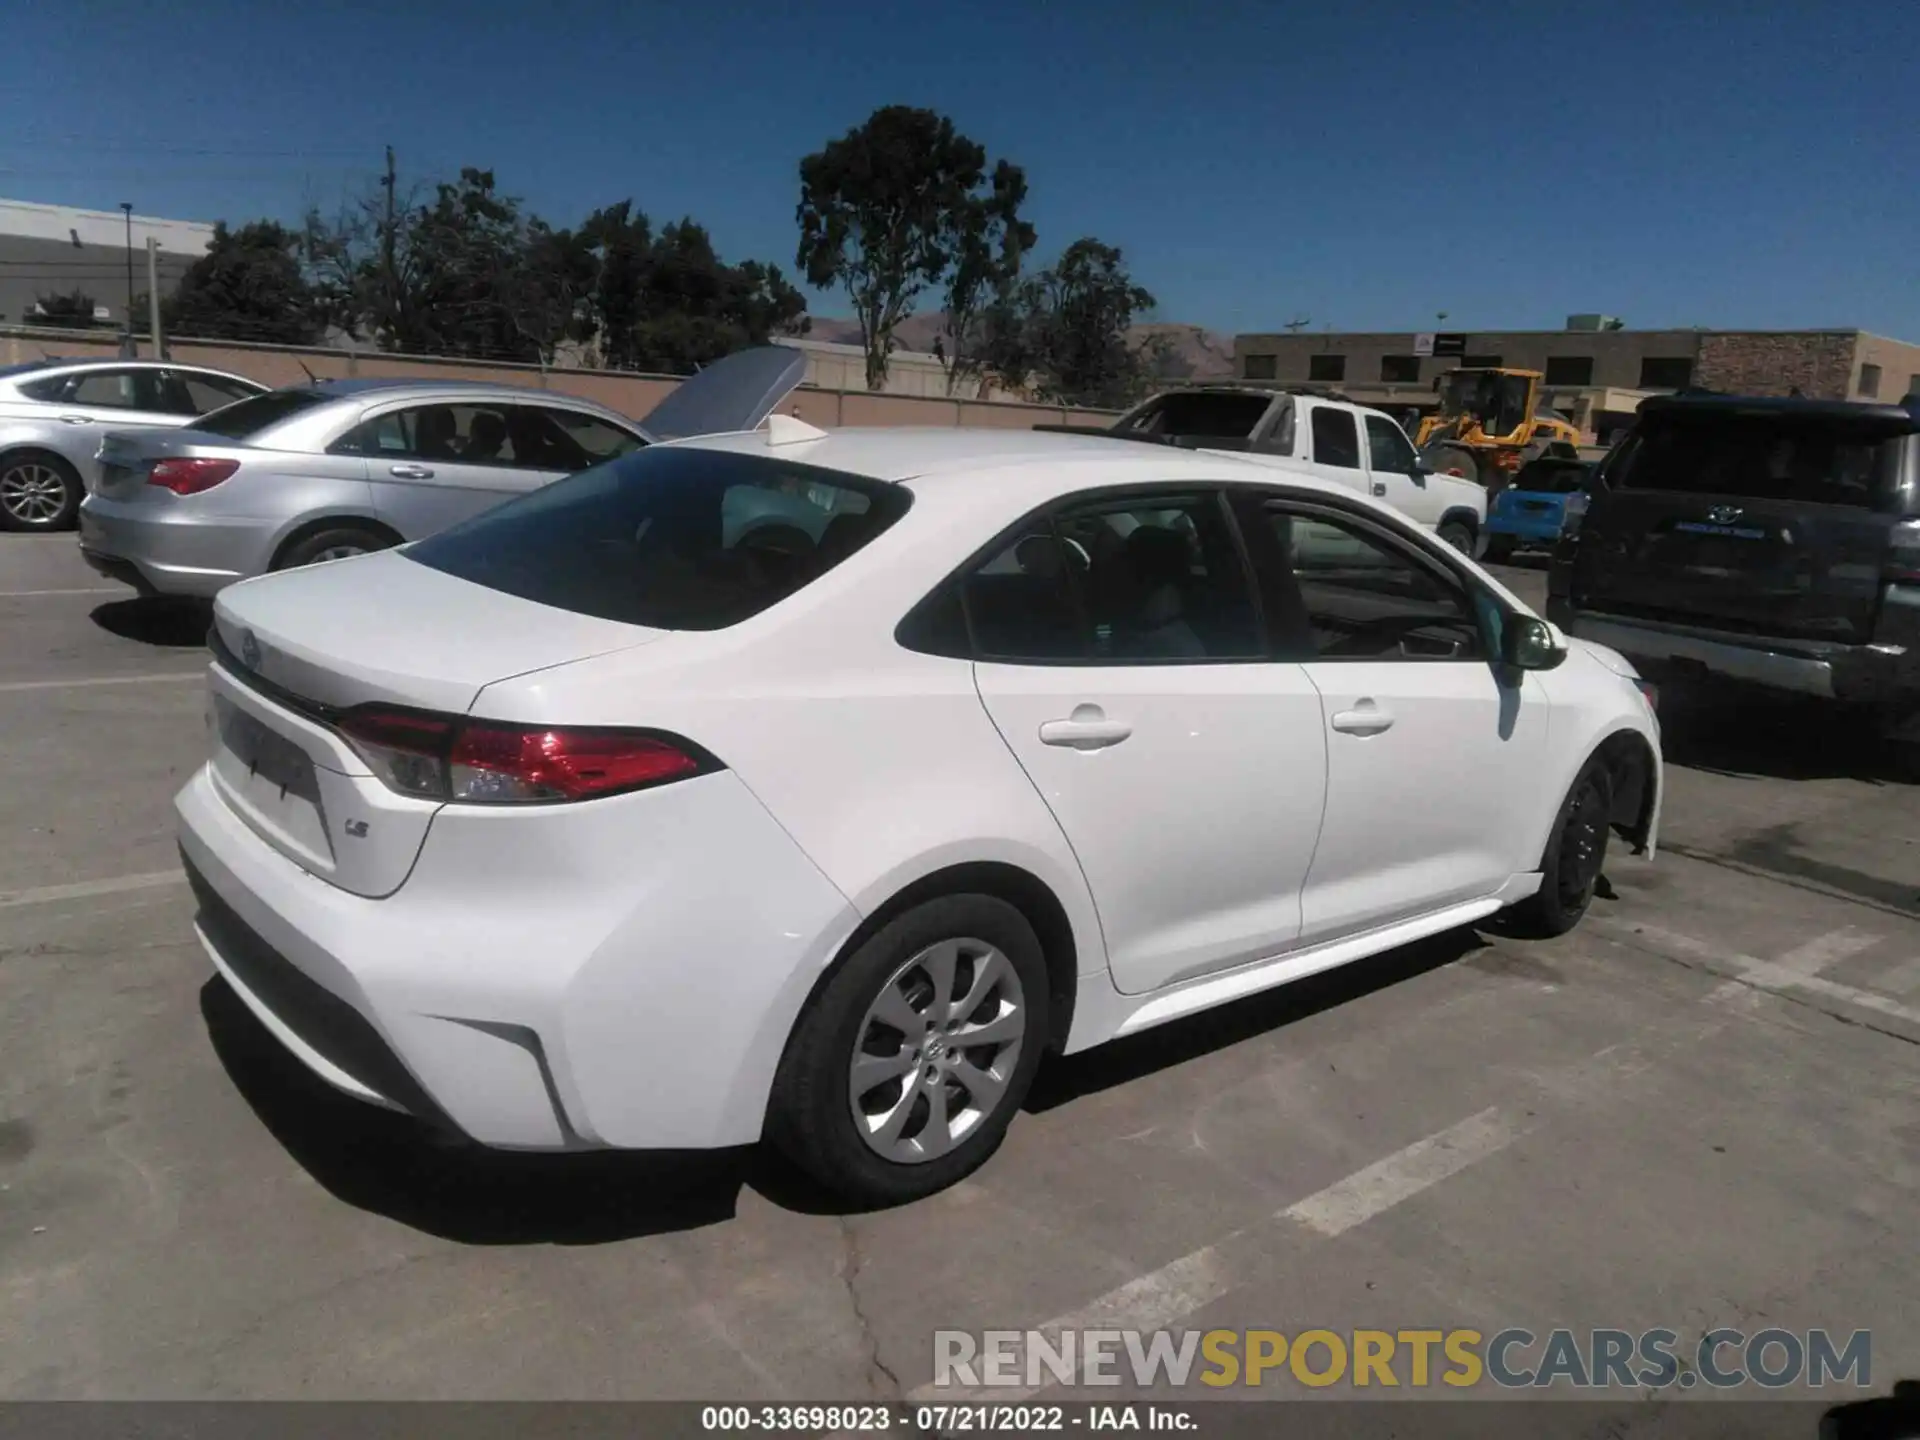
[176, 420, 1661, 1204]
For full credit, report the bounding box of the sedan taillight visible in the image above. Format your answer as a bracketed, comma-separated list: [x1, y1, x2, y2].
[148, 457, 239, 494]
[336, 706, 718, 804]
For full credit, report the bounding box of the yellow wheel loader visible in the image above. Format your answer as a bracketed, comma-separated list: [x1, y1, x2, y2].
[1414, 368, 1582, 490]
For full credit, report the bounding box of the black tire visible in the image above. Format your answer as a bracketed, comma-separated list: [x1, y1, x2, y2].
[768, 894, 1051, 1206]
[1483, 535, 1516, 563]
[1504, 759, 1615, 938]
[274, 524, 395, 571]
[0, 450, 82, 532]
[1436, 519, 1475, 555]
[1424, 444, 1481, 487]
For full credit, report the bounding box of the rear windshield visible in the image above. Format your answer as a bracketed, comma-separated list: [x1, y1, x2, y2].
[194, 389, 329, 439]
[1511, 459, 1591, 494]
[1125, 392, 1272, 439]
[404, 445, 912, 630]
[1612, 414, 1910, 510]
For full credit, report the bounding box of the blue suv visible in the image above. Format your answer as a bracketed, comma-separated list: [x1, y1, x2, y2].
[1484, 455, 1595, 562]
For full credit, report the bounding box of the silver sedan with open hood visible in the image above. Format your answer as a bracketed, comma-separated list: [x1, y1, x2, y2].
[77, 345, 807, 599]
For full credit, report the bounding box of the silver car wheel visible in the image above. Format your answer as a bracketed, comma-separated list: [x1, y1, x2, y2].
[848, 937, 1027, 1165]
[0, 463, 68, 524]
[306, 544, 368, 564]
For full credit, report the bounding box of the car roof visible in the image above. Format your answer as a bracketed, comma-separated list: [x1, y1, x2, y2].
[0, 357, 250, 382]
[288, 377, 629, 413]
[1639, 391, 1920, 431]
[674, 424, 1368, 503]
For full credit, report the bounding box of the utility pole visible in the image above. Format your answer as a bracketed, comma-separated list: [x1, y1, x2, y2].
[379, 145, 397, 338]
[146, 236, 164, 357]
[119, 202, 136, 356]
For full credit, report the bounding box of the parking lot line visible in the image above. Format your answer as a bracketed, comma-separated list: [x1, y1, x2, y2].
[1282, 1105, 1522, 1238]
[0, 587, 127, 598]
[0, 670, 204, 695]
[0, 869, 186, 909]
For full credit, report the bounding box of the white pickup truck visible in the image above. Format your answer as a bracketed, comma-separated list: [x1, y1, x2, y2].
[1099, 385, 1489, 555]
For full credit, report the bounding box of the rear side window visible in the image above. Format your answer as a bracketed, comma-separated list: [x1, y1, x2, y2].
[195, 389, 329, 440]
[1123, 392, 1272, 440]
[404, 446, 911, 630]
[1614, 416, 1909, 510]
[1310, 407, 1361, 469]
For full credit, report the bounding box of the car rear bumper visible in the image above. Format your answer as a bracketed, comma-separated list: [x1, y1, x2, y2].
[78, 495, 262, 599]
[1486, 513, 1565, 542]
[176, 762, 861, 1152]
[1554, 608, 1916, 704]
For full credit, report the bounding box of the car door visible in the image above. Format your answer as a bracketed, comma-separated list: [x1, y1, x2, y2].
[337, 400, 553, 538]
[1361, 412, 1441, 526]
[35, 368, 181, 490]
[967, 488, 1329, 996]
[1234, 491, 1551, 944]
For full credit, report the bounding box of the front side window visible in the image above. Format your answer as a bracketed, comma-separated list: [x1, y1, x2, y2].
[404, 446, 910, 631]
[1260, 504, 1485, 662]
[1310, 407, 1362, 469]
[1364, 414, 1418, 474]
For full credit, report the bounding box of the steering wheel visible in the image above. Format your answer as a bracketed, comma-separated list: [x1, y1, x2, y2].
[1318, 614, 1470, 659]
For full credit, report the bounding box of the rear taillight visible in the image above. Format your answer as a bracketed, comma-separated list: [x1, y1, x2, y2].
[336, 707, 716, 804]
[1634, 679, 1659, 713]
[148, 457, 239, 494]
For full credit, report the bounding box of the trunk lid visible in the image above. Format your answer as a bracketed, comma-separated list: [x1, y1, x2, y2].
[635, 344, 807, 442]
[1572, 409, 1914, 644]
[205, 549, 667, 896]
[95, 426, 252, 500]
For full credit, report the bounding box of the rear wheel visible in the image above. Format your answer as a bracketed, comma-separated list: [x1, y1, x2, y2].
[1483, 535, 1516, 563]
[1436, 519, 1475, 555]
[768, 894, 1049, 1206]
[1423, 444, 1481, 487]
[0, 452, 82, 532]
[274, 525, 395, 571]
[1504, 759, 1614, 938]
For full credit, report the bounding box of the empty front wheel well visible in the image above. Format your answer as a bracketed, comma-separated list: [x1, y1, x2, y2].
[839, 863, 1079, 1052]
[270, 515, 404, 570]
[1437, 506, 1480, 537]
[1593, 729, 1658, 853]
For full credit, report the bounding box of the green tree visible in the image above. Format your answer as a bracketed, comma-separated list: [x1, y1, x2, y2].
[797, 105, 1021, 390]
[1015, 238, 1158, 408]
[162, 221, 326, 345]
[938, 161, 1036, 396]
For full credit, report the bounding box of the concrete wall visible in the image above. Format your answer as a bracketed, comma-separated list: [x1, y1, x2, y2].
[0, 328, 1118, 431]
[1852, 332, 1920, 402]
[1692, 332, 1856, 399]
[1235, 329, 1706, 391]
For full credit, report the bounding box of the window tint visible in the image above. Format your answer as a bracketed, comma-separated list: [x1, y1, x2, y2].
[334, 403, 637, 472]
[963, 528, 1087, 661]
[177, 372, 259, 415]
[1310, 407, 1361, 469]
[1364, 414, 1417, 474]
[1308, 354, 1346, 383]
[1612, 416, 1906, 510]
[543, 408, 644, 463]
[1261, 506, 1484, 662]
[67, 369, 155, 410]
[404, 446, 910, 631]
[196, 389, 329, 439]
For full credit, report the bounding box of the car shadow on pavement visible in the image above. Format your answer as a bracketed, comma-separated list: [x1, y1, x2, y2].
[90, 597, 213, 649]
[1025, 928, 1487, 1113]
[201, 978, 777, 1243]
[1656, 682, 1916, 786]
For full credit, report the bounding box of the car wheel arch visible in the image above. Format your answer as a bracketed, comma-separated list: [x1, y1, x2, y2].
[268, 514, 405, 571]
[1592, 727, 1659, 853]
[807, 860, 1082, 1055]
[1437, 504, 1481, 537]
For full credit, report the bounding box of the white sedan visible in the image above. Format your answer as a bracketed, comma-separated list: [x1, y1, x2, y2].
[176, 421, 1662, 1205]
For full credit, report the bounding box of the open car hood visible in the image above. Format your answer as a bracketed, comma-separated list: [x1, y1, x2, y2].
[637, 345, 808, 442]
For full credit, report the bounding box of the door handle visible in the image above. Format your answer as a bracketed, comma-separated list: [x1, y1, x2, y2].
[1039, 706, 1132, 750]
[388, 463, 434, 479]
[1330, 702, 1395, 736]
[60, 414, 93, 425]
[1370, 481, 1387, 496]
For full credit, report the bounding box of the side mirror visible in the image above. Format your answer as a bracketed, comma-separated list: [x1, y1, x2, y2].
[1411, 463, 1433, 483]
[1501, 614, 1567, 672]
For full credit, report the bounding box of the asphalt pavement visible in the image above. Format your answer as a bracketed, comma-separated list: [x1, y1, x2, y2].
[0, 531, 1915, 1406]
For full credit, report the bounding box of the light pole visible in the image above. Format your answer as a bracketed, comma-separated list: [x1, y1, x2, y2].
[120, 202, 135, 348]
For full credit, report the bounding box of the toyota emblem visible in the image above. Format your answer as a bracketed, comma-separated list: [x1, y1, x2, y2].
[240, 630, 262, 671]
[1705, 505, 1743, 525]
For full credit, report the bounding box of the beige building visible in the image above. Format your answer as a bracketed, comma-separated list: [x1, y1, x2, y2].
[1232, 322, 1920, 443]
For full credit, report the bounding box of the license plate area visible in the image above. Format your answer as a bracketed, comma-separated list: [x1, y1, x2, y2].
[210, 694, 337, 870]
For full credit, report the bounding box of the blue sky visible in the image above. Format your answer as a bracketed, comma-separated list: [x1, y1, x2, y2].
[5, 0, 1916, 338]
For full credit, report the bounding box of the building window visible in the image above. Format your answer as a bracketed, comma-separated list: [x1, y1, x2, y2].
[1639, 357, 1693, 390]
[1857, 364, 1881, 398]
[1543, 356, 1594, 386]
[1379, 355, 1420, 383]
[1909, 374, 1920, 399]
[1243, 353, 1277, 381]
[1308, 354, 1346, 383]
[1462, 354, 1503, 369]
